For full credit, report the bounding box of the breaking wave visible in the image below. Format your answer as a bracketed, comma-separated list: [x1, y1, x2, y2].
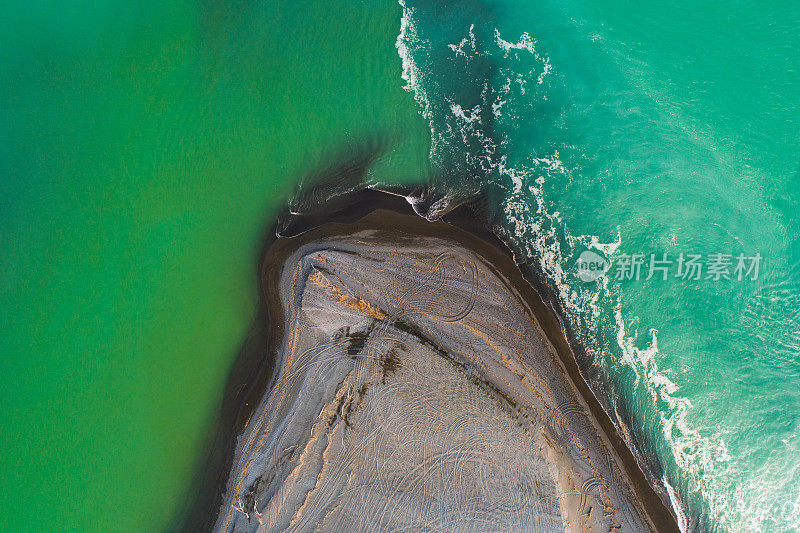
[392, 2, 800, 530]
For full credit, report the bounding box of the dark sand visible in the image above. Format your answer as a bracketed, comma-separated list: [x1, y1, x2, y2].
[178, 190, 681, 532]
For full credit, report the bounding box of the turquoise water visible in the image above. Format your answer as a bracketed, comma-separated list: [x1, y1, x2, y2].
[397, 0, 800, 530]
[3, 0, 798, 531]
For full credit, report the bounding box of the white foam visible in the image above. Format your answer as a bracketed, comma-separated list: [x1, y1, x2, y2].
[396, 0, 443, 168]
[494, 28, 552, 85]
[449, 102, 481, 124]
[495, 29, 537, 55]
[486, 25, 757, 531]
[663, 475, 689, 532]
[395, 11, 774, 530]
[447, 23, 478, 58]
[396, 1, 431, 120]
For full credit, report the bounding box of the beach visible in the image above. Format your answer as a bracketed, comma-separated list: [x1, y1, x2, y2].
[183, 191, 681, 532]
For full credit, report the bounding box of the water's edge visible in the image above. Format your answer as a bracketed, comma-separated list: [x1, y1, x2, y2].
[175, 185, 681, 532]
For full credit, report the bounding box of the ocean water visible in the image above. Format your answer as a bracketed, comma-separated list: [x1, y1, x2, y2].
[395, 0, 800, 531]
[3, 0, 799, 532]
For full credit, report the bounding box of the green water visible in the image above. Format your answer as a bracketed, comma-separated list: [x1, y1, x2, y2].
[0, 1, 429, 530]
[4, 0, 800, 531]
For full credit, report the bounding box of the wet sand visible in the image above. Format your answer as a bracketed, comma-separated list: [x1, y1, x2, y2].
[178, 190, 680, 532]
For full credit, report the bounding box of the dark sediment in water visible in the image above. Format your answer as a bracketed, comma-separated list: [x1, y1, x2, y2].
[177, 188, 681, 532]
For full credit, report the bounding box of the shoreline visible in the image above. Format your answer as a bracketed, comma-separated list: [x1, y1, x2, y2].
[178, 189, 681, 532]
